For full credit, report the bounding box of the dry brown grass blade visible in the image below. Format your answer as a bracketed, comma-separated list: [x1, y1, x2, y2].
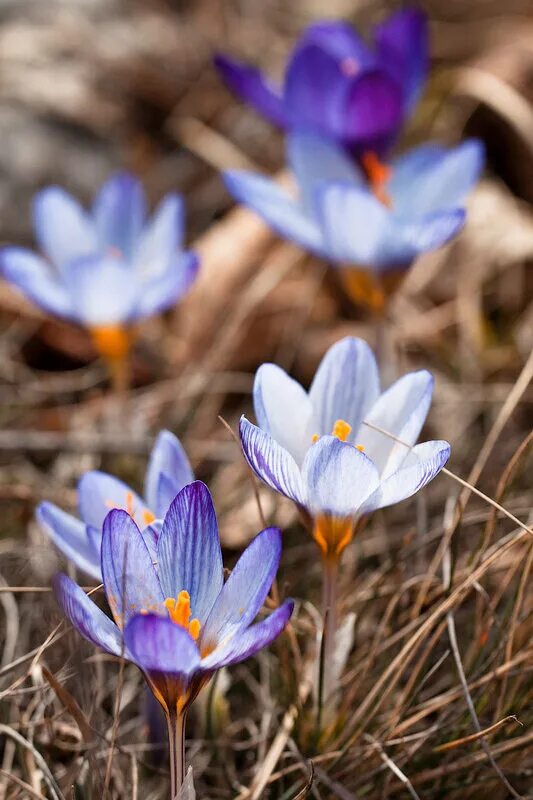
[42, 665, 94, 745]
[434, 715, 522, 753]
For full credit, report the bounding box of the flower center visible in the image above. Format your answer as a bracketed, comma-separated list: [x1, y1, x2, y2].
[164, 590, 201, 641]
[361, 151, 393, 208]
[312, 419, 365, 451]
[105, 492, 156, 527]
[313, 514, 354, 558]
[90, 325, 132, 361]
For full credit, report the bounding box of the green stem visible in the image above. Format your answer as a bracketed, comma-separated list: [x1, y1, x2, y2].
[166, 709, 186, 799]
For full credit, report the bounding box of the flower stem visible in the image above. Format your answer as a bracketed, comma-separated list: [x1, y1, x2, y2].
[166, 709, 186, 799]
[108, 354, 131, 396]
[319, 556, 339, 723]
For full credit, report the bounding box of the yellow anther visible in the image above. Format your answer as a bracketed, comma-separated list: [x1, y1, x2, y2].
[164, 590, 201, 640]
[332, 419, 352, 442]
[311, 433, 320, 444]
[125, 491, 135, 517]
[356, 444, 365, 452]
[143, 509, 156, 525]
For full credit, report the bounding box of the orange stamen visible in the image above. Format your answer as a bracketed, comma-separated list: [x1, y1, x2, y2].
[90, 325, 132, 362]
[332, 419, 352, 442]
[143, 509, 156, 526]
[356, 444, 365, 452]
[361, 151, 393, 208]
[164, 590, 201, 640]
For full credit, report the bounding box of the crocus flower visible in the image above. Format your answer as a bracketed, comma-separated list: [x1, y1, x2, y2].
[37, 430, 193, 580]
[0, 172, 199, 369]
[215, 8, 427, 157]
[239, 336, 450, 562]
[224, 132, 484, 311]
[54, 480, 293, 796]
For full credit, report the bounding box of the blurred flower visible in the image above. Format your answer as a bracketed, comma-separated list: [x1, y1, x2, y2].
[240, 336, 450, 561]
[37, 430, 193, 580]
[224, 133, 484, 311]
[215, 8, 427, 157]
[54, 481, 293, 793]
[0, 172, 199, 363]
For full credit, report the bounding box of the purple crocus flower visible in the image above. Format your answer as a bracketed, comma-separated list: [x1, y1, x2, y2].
[55, 481, 293, 795]
[240, 336, 450, 561]
[0, 173, 199, 364]
[224, 132, 484, 311]
[37, 430, 193, 580]
[215, 8, 427, 157]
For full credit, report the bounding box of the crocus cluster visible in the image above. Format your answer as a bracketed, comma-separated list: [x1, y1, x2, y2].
[217, 9, 484, 311]
[0, 173, 198, 371]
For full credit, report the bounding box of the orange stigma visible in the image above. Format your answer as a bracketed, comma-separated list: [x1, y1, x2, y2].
[164, 590, 201, 640]
[90, 325, 132, 361]
[361, 151, 393, 208]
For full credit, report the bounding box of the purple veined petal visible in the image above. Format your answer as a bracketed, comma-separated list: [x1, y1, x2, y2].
[54, 573, 125, 656]
[239, 417, 305, 505]
[309, 337, 380, 438]
[201, 526, 282, 649]
[315, 181, 390, 267]
[36, 502, 101, 580]
[91, 172, 146, 260]
[142, 521, 161, 563]
[287, 132, 363, 215]
[253, 363, 313, 466]
[0, 247, 74, 320]
[144, 430, 194, 518]
[214, 54, 286, 127]
[133, 193, 184, 279]
[393, 140, 484, 217]
[156, 482, 223, 624]
[362, 440, 451, 514]
[124, 614, 200, 689]
[63, 255, 139, 327]
[201, 599, 293, 670]
[356, 369, 434, 478]
[101, 509, 164, 627]
[134, 251, 199, 321]
[294, 21, 375, 68]
[78, 471, 149, 532]
[340, 69, 404, 153]
[223, 170, 328, 257]
[302, 435, 380, 518]
[374, 7, 428, 114]
[32, 187, 98, 270]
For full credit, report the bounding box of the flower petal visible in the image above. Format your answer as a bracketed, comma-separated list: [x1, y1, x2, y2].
[124, 613, 200, 677]
[36, 502, 100, 580]
[287, 132, 363, 215]
[63, 255, 139, 326]
[54, 573, 124, 656]
[309, 336, 380, 437]
[362, 440, 450, 513]
[393, 140, 484, 217]
[374, 8, 428, 114]
[101, 509, 163, 627]
[357, 369, 434, 478]
[156, 482, 223, 624]
[239, 417, 304, 505]
[341, 70, 403, 153]
[0, 247, 74, 319]
[134, 251, 199, 320]
[32, 187, 98, 269]
[91, 172, 146, 260]
[201, 527, 282, 647]
[214, 54, 286, 127]
[202, 600, 293, 670]
[302, 435, 380, 517]
[144, 430, 195, 518]
[223, 170, 327, 257]
[133, 193, 184, 279]
[78, 470, 148, 532]
[294, 21, 374, 67]
[388, 209, 465, 262]
[254, 363, 313, 465]
[315, 182, 390, 266]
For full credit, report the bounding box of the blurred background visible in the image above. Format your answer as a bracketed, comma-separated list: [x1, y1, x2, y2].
[0, 2, 532, 798]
